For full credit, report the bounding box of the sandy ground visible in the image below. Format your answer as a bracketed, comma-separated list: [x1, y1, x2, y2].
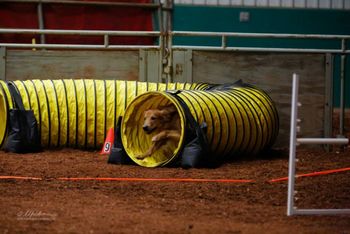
[0, 145, 349, 234]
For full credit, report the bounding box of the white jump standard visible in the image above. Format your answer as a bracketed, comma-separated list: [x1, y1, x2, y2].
[287, 73, 349, 216]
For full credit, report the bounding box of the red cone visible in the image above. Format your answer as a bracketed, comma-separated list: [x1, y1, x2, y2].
[100, 128, 114, 155]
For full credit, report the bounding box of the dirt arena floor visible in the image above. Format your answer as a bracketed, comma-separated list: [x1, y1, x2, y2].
[0, 144, 349, 234]
[1, 111, 349, 233]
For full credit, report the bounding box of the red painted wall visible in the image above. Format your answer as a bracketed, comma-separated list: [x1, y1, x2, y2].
[0, 0, 155, 45]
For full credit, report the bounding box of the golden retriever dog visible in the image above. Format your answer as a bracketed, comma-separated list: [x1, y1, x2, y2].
[136, 104, 181, 159]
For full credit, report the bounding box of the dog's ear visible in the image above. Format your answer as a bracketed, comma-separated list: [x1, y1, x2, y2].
[161, 105, 177, 115]
[159, 105, 177, 122]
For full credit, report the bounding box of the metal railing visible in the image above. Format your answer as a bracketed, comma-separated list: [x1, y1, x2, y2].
[2, 29, 349, 53]
[0, 0, 164, 46]
[171, 31, 350, 54]
[0, 28, 348, 140]
[0, 28, 162, 50]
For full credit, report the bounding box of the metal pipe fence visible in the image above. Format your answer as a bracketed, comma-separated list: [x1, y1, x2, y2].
[0, 29, 162, 50]
[0, 29, 348, 134]
[0, 0, 164, 49]
[0, 0, 349, 140]
[171, 31, 350, 53]
[1, 29, 349, 52]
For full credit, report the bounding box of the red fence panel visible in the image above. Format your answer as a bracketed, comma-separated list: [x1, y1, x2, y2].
[0, 0, 155, 45]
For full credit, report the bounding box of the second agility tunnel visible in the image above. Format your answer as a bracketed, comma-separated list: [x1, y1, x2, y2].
[0, 79, 209, 149]
[121, 83, 279, 167]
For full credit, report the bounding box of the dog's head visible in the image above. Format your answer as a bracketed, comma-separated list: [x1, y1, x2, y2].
[142, 105, 177, 134]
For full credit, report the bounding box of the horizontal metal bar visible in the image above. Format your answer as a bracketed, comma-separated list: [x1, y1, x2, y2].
[107, 45, 160, 50]
[293, 209, 350, 215]
[0, 28, 161, 37]
[0, 43, 160, 50]
[172, 45, 350, 54]
[172, 31, 350, 40]
[3, 29, 348, 40]
[0, 0, 161, 9]
[297, 138, 349, 145]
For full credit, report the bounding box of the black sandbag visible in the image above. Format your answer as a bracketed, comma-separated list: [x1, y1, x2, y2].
[4, 82, 41, 153]
[169, 91, 212, 168]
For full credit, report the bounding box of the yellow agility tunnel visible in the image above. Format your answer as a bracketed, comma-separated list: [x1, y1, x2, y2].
[0, 79, 209, 149]
[121, 83, 279, 167]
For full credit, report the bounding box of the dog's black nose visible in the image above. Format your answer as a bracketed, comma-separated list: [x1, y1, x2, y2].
[143, 126, 149, 132]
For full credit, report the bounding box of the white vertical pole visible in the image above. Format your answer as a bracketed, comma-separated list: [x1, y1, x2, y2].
[287, 73, 299, 216]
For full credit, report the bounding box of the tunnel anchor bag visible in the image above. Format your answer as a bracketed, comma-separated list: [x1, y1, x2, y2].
[4, 82, 41, 153]
[108, 116, 134, 165]
[171, 91, 212, 168]
[180, 122, 210, 168]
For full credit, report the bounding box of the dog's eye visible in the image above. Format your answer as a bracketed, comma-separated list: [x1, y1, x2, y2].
[151, 116, 156, 120]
